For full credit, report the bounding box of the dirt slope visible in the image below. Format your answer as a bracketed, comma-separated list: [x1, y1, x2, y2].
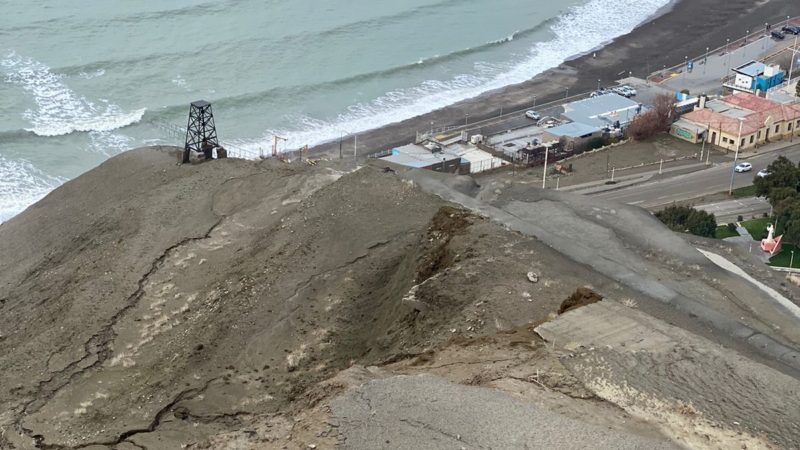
[1, 147, 798, 449]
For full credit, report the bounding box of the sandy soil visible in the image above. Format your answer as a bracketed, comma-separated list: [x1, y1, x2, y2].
[1, 147, 799, 449]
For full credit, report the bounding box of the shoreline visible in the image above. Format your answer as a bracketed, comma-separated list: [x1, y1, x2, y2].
[310, 0, 800, 158]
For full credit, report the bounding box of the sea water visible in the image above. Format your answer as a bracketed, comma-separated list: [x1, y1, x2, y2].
[0, 0, 671, 222]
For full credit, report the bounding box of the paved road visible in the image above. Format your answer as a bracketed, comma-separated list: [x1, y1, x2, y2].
[331, 374, 677, 450]
[696, 197, 771, 223]
[592, 143, 800, 208]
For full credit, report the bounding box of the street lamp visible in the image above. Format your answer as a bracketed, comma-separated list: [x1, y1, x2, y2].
[533, 94, 537, 110]
[728, 117, 745, 195]
[791, 250, 795, 269]
[430, 121, 434, 136]
[565, 87, 569, 99]
[465, 113, 469, 127]
[597, 79, 601, 90]
[789, 33, 799, 83]
[339, 130, 346, 159]
[703, 47, 709, 74]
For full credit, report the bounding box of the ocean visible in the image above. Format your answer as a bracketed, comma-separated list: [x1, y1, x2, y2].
[0, 0, 671, 222]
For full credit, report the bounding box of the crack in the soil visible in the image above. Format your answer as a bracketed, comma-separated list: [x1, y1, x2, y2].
[398, 417, 481, 448]
[66, 377, 221, 450]
[15, 217, 224, 448]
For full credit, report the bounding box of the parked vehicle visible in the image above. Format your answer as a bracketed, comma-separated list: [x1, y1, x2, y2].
[782, 25, 800, 35]
[525, 110, 541, 120]
[735, 162, 753, 173]
[620, 85, 637, 96]
[611, 87, 630, 97]
[771, 31, 786, 40]
[757, 168, 771, 178]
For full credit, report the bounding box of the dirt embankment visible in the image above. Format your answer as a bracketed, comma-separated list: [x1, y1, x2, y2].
[0, 148, 640, 449]
[2, 147, 799, 449]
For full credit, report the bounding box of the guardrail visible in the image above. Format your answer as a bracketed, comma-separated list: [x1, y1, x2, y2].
[647, 16, 800, 83]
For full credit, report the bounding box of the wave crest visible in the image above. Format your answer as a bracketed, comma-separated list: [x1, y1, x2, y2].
[1, 52, 145, 137]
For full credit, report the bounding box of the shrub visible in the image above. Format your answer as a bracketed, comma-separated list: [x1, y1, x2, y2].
[626, 93, 676, 141]
[587, 137, 607, 150]
[655, 205, 717, 238]
[727, 223, 738, 232]
[737, 215, 743, 222]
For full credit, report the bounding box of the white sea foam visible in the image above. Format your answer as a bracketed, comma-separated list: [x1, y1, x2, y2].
[0, 156, 66, 223]
[237, 0, 670, 154]
[78, 68, 106, 79]
[1, 52, 145, 137]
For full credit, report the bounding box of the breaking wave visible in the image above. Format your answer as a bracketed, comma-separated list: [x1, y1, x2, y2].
[235, 0, 671, 152]
[0, 156, 66, 223]
[1, 52, 145, 137]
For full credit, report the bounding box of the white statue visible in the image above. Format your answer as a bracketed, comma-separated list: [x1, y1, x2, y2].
[766, 224, 775, 242]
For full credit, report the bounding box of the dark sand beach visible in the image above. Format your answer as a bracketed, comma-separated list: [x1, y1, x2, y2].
[311, 0, 800, 157]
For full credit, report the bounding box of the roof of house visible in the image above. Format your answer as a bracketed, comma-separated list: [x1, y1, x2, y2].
[720, 92, 782, 112]
[682, 93, 800, 135]
[672, 119, 707, 135]
[383, 144, 461, 169]
[733, 61, 766, 77]
[547, 122, 601, 138]
[563, 94, 642, 128]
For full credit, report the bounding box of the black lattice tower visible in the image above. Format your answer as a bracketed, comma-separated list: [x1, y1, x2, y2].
[183, 100, 218, 163]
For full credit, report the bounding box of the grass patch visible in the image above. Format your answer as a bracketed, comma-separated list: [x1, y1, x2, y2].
[741, 217, 773, 240]
[769, 243, 800, 268]
[714, 225, 740, 239]
[731, 184, 757, 198]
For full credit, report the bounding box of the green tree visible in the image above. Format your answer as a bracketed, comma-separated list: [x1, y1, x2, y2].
[796, 80, 800, 98]
[655, 205, 717, 238]
[754, 156, 800, 198]
[774, 197, 800, 244]
[768, 186, 799, 205]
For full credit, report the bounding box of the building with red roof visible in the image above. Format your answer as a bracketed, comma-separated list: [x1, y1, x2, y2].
[671, 92, 800, 151]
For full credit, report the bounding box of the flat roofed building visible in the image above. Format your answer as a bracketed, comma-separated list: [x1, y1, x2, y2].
[562, 94, 642, 129]
[727, 61, 785, 93]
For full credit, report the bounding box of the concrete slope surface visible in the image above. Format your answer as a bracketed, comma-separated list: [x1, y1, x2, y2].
[1, 147, 798, 449]
[536, 300, 800, 449]
[330, 374, 678, 450]
[403, 168, 800, 371]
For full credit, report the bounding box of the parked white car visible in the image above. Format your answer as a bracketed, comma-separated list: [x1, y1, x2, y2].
[757, 168, 770, 178]
[734, 162, 753, 173]
[525, 110, 541, 120]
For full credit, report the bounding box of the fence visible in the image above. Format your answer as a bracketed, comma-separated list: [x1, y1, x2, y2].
[149, 119, 261, 159]
[648, 16, 800, 83]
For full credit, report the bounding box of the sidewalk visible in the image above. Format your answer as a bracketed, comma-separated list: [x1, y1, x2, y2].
[559, 161, 710, 195]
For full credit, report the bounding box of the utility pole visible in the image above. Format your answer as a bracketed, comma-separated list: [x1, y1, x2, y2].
[354, 135, 358, 159]
[728, 118, 745, 195]
[542, 145, 549, 189]
[272, 134, 287, 158]
[789, 34, 799, 83]
[339, 132, 344, 159]
[700, 132, 706, 162]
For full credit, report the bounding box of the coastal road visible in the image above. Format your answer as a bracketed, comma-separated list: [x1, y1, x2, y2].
[696, 197, 771, 224]
[591, 143, 800, 209]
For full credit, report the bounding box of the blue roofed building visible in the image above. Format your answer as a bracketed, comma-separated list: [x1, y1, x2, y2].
[562, 94, 643, 130]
